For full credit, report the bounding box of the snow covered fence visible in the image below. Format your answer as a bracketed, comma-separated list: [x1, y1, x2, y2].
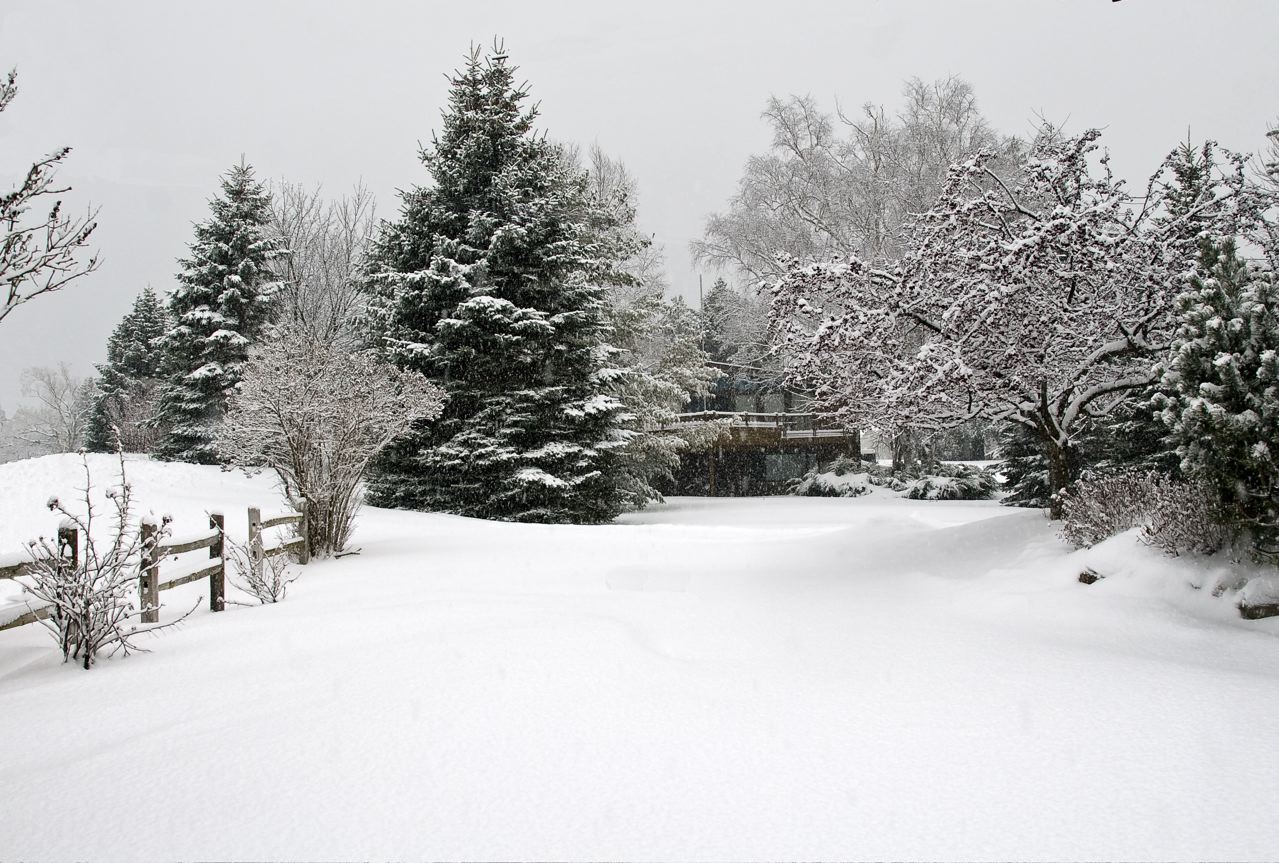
[1, 503, 309, 633]
[247, 504, 310, 577]
[0, 525, 78, 631]
[142, 503, 311, 623]
[139, 514, 226, 623]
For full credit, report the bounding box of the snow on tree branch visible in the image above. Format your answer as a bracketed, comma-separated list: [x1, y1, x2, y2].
[219, 331, 445, 555]
[0, 69, 99, 327]
[770, 125, 1251, 516]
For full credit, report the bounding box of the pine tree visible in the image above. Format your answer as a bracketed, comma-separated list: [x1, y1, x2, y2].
[1157, 239, 1279, 554]
[152, 163, 284, 464]
[85, 287, 169, 452]
[365, 45, 630, 523]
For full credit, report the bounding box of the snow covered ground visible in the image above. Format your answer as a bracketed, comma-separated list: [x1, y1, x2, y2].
[2, 454, 1278, 861]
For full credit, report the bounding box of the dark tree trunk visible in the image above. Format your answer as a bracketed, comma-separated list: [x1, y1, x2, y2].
[1043, 433, 1073, 520]
[891, 429, 917, 472]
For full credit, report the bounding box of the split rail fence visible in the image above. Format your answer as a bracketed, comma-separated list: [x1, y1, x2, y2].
[0, 504, 308, 634]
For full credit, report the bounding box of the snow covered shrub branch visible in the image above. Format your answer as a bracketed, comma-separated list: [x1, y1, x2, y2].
[219, 331, 445, 556]
[19, 448, 190, 669]
[0, 69, 99, 327]
[220, 531, 297, 604]
[1059, 471, 1228, 555]
[770, 127, 1250, 517]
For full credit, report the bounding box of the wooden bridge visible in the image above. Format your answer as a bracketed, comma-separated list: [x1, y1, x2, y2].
[666, 411, 862, 496]
[666, 411, 859, 448]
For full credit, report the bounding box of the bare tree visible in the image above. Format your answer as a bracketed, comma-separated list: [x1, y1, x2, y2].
[581, 143, 669, 302]
[8, 363, 95, 453]
[219, 331, 445, 556]
[1, 70, 99, 326]
[268, 181, 376, 342]
[92, 377, 162, 453]
[693, 76, 1016, 284]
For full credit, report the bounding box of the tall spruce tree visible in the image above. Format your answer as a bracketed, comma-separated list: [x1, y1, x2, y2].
[1157, 238, 1279, 556]
[153, 163, 283, 463]
[365, 45, 630, 523]
[85, 286, 169, 452]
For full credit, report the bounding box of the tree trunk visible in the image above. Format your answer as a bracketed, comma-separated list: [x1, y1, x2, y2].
[891, 429, 916, 472]
[1043, 434, 1073, 520]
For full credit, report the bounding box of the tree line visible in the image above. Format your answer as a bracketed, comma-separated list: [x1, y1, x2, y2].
[0, 46, 722, 549]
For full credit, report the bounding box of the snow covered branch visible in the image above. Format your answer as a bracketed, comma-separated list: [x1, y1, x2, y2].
[219, 332, 445, 555]
[0, 70, 99, 327]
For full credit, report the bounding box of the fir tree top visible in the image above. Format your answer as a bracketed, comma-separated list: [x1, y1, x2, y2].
[101, 286, 167, 380]
[153, 160, 284, 463]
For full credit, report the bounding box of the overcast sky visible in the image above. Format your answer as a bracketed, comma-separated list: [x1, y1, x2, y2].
[1, 0, 1276, 411]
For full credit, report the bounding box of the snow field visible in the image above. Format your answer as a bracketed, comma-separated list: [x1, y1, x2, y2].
[1, 454, 1278, 861]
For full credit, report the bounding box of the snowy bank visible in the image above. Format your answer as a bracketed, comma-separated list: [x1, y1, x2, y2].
[1, 454, 1278, 861]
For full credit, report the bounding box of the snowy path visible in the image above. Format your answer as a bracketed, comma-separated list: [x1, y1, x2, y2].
[1, 455, 1278, 861]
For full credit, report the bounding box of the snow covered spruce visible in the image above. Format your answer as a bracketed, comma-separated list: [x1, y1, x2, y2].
[363, 44, 716, 523]
[152, 162, 285, 465]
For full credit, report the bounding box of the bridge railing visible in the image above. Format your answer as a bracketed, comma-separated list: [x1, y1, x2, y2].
[667, 411, 853, 439]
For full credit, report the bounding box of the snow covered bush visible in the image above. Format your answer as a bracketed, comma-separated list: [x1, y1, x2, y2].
[863, 464, 909, 492]
[219, 331, 445, 556]
[902, 465, 997, 501]
[19, 450, 189, 669]
[862, 461, 996, 499]
[792, 468, 870, 498]
[1060, 473, 1159, 549]
[1059, 471, 1228, 556]
[1142, 476, 1231, 557]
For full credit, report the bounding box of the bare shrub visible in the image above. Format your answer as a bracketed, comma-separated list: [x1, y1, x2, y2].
[221, 532, 297, 604]
[1142, 476, 1230, 557]
[18, 450, 192, 669]
[219, 331, 445, 556]
[1059, 471, 1229, 556]
[1059, 473, 1152, 548]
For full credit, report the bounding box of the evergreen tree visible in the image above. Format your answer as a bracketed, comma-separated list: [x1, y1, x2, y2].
[365, 45, 630, 523]
[85, 287, 169, 452]
[152, 163, 284, 463]
[1157, 239, 1279, 555]
[605, 292, 720, 506]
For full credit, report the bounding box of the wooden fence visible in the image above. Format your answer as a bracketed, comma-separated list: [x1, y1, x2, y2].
[0, 504, 308, 634]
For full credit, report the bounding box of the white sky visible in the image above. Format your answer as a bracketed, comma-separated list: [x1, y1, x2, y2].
[1, 0, 1276, 411]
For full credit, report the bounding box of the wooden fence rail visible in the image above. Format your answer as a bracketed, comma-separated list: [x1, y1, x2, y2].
[1, 503, 308, 634]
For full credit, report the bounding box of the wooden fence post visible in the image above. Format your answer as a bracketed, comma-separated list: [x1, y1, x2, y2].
[297, 501, 310, 565]
[248, 506, 263, 587]
[57, 525, 78, 571]
[57, 525, 79, 656]
[209, 512, 225, 612]
[139, 520, 159, 624]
